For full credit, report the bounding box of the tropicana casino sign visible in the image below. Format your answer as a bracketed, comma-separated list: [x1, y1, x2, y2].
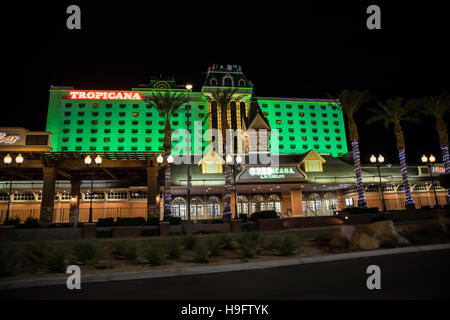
[69, 90, 143, 100]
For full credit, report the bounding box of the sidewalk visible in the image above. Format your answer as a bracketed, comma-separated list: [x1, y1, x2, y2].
[1, 243, 449, 290]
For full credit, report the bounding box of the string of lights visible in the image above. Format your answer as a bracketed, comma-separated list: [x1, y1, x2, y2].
[351, 141, 367, 208]
[398, 149, 415, 206]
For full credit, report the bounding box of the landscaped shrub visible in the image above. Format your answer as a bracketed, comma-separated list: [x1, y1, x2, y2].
[215, 233, 233, 250]
[114, 240, 138, 260]
[141, 228, 160, 237]
[379, 237, 398, 248]
[45, 246, 67, 273]
[270, 235, 299, 256]
[182, 234, 197, 250]
[168, 217, 182, 225]
[96, 229, 112, 238]
[147, 217, 160, 226]
[250, 210, 279, 221]
[207, 236, 222, 256]
[0, 245, 21, 277]
[116, 217, 147, 226]
[3, 217, 21, 226]
[73, 240, 101, 263]
[371, 215, 388, 223]
[313, 233, 332, 247]
[400, 230, 427, 245]
[238, 232, 260, 259]
[166, 237, 182, 259]
[22, 217, 40, 228]
[193, 245, 210, 263]
[142, 243, 164, 266]
[27, 241, 50, 265]
[97, 218, 115, 227]
[211, 219, 225, 224]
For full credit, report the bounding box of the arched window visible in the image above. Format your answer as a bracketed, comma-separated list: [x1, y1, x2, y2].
[251, 194, 266, 213]
[172, 197, 187, 219]
[307, 193, 322, 216]
[237, 195, 249, 215]
[210, 78, 218, 86]
[267, 194, 281, 213]
[190, 197, 204, 220]
[207, 196, 221, 219]
[223, 75, 233, 87]
[323, 192, 337, 215]
[238, 78, 246, 87]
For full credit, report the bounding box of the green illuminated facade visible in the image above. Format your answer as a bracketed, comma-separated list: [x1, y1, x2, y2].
[46, 66, 348, 157]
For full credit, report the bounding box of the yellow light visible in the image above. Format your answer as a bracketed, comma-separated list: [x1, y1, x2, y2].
[167, 154, 174, 163]
[84, 155, 92, 165]
[186, 84, 193, 90]
[3, 154, 12, 165]
[95, 155, 102, 165]
[429, 154, 436, 163]
[377, 154, 384, 163]
[15, 154, 24, 164]
[157, 154, 163, 163]
[370, 154, 376, 163]
[421, 154, 428, 163]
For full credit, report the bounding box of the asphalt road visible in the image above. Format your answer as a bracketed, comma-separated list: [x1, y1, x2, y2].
[1, 249, 449, 300]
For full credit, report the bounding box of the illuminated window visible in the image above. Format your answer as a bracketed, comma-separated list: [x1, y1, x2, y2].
[276, 120, 282, 124]
[145, 138, 152, 142]
[132, 112, 139, 117]
[345, 198, 354, 207]
[301, 136, 307, 141]
[104, 138, 110, 142]
[299, 112, 304, 117]
[263, 112, 268, 116]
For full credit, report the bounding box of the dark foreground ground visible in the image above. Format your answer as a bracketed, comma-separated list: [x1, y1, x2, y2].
[1, 249, 449, 300]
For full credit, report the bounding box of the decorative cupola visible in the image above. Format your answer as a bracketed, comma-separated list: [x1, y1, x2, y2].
[299, 149, 326, 172]
[197, 148, 226, 174]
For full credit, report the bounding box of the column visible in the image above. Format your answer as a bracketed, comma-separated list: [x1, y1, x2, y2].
[281, 192, 292, 217]
[69, 175, 81, 226]
[40, 167, 56, 224]
[231, 191, 237, 218]
[147, 166, 159, 219]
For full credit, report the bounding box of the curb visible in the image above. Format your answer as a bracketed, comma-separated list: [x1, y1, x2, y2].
[1, 243, 450, 290]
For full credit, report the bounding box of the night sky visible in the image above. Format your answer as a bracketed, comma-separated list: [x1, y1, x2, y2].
[3, 1, 449, 165]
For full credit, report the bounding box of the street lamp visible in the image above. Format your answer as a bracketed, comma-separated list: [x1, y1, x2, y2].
[227, 154, 242, 219]
[421, 154, 440, 208]
[370, 154, 386, 212]
[3, 154, 24, 223]
[85, 154, 102, 223]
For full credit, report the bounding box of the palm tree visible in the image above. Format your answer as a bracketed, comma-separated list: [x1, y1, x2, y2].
[329, 89, 371, 208]
[367, 97, 419, 210]
[144, 92, 189, 218]
[206, 88, 245, 219]
[416, 92, 450, 203]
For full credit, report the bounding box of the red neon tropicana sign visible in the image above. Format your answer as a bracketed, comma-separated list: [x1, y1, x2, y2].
[69, 90, 143, 101]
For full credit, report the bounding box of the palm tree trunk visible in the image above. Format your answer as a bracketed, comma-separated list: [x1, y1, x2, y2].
[348, 117, 367, 208]
[436, 118, 450, 204]
[398, 148, 415, 209]
[164, 120, 172, 219]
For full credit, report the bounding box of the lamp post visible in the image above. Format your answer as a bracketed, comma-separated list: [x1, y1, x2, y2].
[84, 154, 102, 223]
[421, 154, 440, 208]
[370, 154, 386, 212]
[157, 153, 174, 219]
[226, 154, 242, 219]
[3, 154, 24, 224]
[186, 83, 193, 233]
